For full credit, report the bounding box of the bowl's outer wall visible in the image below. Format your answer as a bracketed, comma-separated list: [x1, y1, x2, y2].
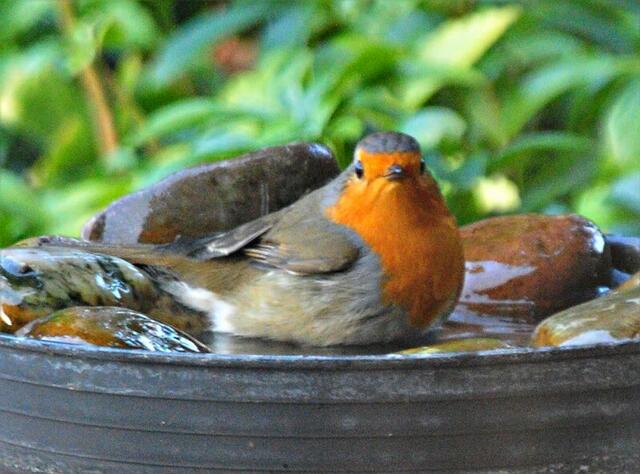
[0, 336, 639, 473]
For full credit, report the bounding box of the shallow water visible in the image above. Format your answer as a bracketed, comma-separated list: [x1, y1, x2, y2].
[438, 308, 535, 347]
[196, 308, 538, 355]
[198, 331, 415, 355]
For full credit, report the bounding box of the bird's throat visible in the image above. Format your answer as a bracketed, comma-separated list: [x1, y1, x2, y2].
[325, 178, 464, 328]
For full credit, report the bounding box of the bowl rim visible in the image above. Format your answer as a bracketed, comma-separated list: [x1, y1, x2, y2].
[1, 332, 639, 370]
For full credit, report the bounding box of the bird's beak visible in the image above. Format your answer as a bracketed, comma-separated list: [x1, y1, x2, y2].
[384, 164, 405, 181]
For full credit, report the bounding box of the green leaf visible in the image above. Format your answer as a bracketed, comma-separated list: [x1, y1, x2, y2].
[400, 5, 520, 107]
[464, 87, 507, 149]
[146, 1, 275, 87]
[82, 0, 159, 50]
[501, 30, 585, 65]
[400, 61, 488, 89]
[102, 147, 138, 174]
[44, 177, 132, 236]
[0, 128, 8, 167]
[501, 55, 640, 138]
[605, 78, 640, 168]
[0, 170, 47, 246]
[30, 116, 95, 186]
[262, 4, 320, 49]
[136, 143, 192, 186]
[0, 43, 87, 140]
[65, 20, 105, 74]
[574, 186, 612, 228]
[531, 1, 635, 53]
[130, 98, 221, 145]
[401, 107, 466, 150]
[219, 48, 311, 114]
[416, 6, 520, 65]
[347, 0, 425, 40]
[190, 128, 255, 162]
[0, 0, 54, 44]
[387, 9, 440, 45]
[346, 87, 406, 132]
[427, 152, 488, 191]
[474, 173, 521, 213]
[610, 172, 640, 214]
[315, 35, 401, 97]
[521, 154, 598, 211]
[492, 132, 593, 171]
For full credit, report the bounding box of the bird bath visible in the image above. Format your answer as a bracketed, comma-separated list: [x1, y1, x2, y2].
[1, 228, 639, 472]
[1, 145, 639, 471]
[1, 333, 639, 472]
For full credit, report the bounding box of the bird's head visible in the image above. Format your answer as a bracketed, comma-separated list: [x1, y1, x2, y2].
[339, 131, 444, 207]
[327, 130, 450, 223]
[351, 131, 425, 184]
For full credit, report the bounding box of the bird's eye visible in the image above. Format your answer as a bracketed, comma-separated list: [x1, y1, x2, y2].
[355, 161, 364, 179]
[420, 159, 425, 174]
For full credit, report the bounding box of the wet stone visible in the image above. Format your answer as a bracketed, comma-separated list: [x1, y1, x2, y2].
[618, 271, 640, 292]
[16, 306, 210, 353]
[83, 143, 340, 244]
[0, 246, 157, 333]
[607, 235, 640, 275]
[0, 246, 208, 335]
[439, 214, 612, 345]
[395, 338, 513, 355]
[532, 286, 640, 347]
[437, 308, 534, 347]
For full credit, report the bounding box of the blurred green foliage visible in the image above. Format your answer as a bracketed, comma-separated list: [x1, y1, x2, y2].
[1, 0, 639, 246]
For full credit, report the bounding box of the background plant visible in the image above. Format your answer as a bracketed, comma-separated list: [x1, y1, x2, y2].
[1, 0, 639, 246]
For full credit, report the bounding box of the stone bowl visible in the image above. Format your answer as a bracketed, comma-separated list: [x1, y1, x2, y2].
[1, 334, 639, 473]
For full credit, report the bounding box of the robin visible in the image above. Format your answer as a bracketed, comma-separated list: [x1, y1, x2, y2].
[1, 132, 465, 346]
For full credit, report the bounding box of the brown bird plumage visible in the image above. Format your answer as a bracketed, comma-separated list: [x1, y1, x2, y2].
[2, 132, 465, 346]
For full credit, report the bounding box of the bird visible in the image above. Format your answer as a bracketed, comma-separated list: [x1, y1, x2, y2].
[1, 132, 465, 346]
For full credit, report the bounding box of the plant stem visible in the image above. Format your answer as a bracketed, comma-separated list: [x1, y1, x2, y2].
[104, 72, 160, 155]
[58, 0, 118, 158]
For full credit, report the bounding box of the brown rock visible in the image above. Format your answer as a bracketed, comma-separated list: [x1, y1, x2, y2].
[0, 246, 209, 335]
[459, 214, 611, 319]
[83, 143, 340, 244]
[532, 286, 640, 347]
[17, 306, 211, 353]
[440, 214, 612, 342]
[607, 235, 640, 275]
[396, 338, 513, 355]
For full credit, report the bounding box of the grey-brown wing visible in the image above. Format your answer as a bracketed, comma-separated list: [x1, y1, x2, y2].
[14, 236, 165, 264]
[244, 214, 361, 275]
[15, 213, 277, 264]
[175, 172, 359, 274]
[19, 173, 359, 274]
[180, 213, 279, 259]
[17, 214, 359, 275]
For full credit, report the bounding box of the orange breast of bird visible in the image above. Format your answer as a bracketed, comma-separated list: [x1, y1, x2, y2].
[326, 161, 464, 329]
